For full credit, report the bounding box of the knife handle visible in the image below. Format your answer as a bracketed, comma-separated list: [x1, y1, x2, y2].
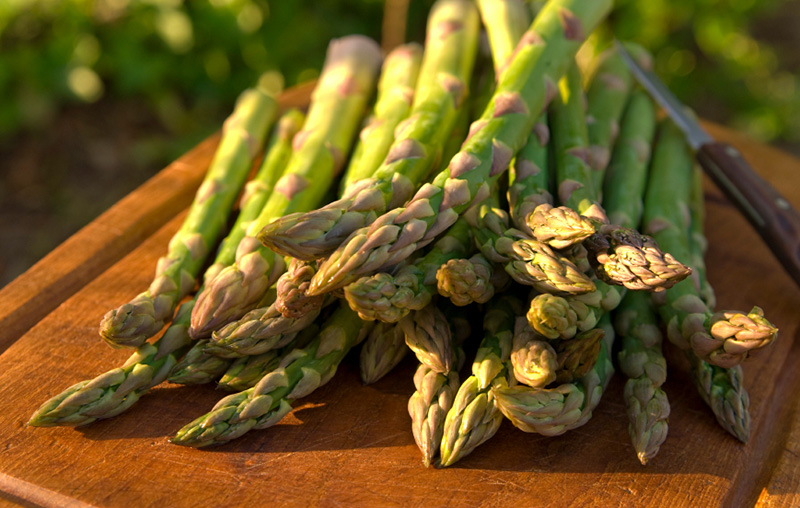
[697, 141, 800, 288]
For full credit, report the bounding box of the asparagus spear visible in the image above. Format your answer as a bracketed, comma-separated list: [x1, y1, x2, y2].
[477, 0, 531, 76]
[204, 300, 323, 358]
[584, 44, 634, 191]
[99, 81, 282, 349]
[439, 295, 521, 467]
[338, 43, 424, 193]
[30, 302, 195, 426]
[307, 0, 614, 295]
[644, 121, 777, 367]
[552, 328, 604, 383]
[343, 218, 473, 323]
[685, 167, 750, 442]
[615, 290, 669, 464]
[409, 351, 464, 467]
[189, 35, 382, 339]
[552, 63, 690, 292]
[259, 0, 481, 261]
[399, 304, 455, 374]
[28, 107, 303, 424]
[360, 321, 408, 384]
[166, 110, 308, 384]
[217, 323, 320, 392]
[171, 303, 372, 447]
[507, 114, 597, 248]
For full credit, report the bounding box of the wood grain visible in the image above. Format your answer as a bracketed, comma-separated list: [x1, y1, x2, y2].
[0, 120, 798, 507]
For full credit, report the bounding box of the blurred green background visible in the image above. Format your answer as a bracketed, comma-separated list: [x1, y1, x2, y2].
[1, 0, 798, 287]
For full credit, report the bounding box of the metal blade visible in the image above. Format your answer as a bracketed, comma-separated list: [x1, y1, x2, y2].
[616, 41, 713, 150]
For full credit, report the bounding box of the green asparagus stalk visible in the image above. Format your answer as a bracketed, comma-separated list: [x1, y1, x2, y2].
[505, 114, 597, 247]
[477, 0, 531, 76]
[584, 44, 635, 191]
[408, 350, 464, 467]
[167, 338, 230, 386]
[259, 0, 481, 261]
[685, 166, 750, 442]
[204, 300, 323, 358]
[439, 295, 521, 467]
[601, 90, 656, 230]
[29, 107, 301, 424]
[164, 111, 306, 384]
[551, 63, 690, 292]
[527, 293, 577, 339]
[189, 36, 383, 339]
[171, 303, 372, 447]
[644, 121, 777, 367]
[493, 313, 615, 436]
[217, 323, 320, 391]
[338, 43, 424, 193]
[399, 304, 455, 373]
[306, 0, 614, 295]
[343, 218, 473, 323]
[360, 321, 408, 384]
[30, 302, 195, 426]
[436, 253, 502, 306]
[99, 82, 282, 349]
[615, 289, 669, 464]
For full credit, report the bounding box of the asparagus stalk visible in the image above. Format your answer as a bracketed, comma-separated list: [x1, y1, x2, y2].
[204, 299, 324, 358]
[259, 0, 481, 261]
[615, 290, 669, 464]
[189, 36, 383, 339]
[439, 295, 521, 467]
[30, 302, 195, 426]
[99, 82, 282, 348]
[164, 111, 306, 384]
[601, 90, 656, 230]
[477, 0, 531, 76]
[552, 63, 690, 292]
[360, 321, 408, 384]
[338, 43, 424, 193]
[584, 44, 635, 191]
[171, 303, 372, 447]
[685, 167, 750, 442]
[507, 114, 597, 248]
[307, 0, 614, 295]
[29, 107, 302, 424]
[217, 323, 320, 391]
[552, 327, 604, 383]
[399, 304, 455, 373]
[644, 121, 777, 367]
[409, 351, 464, 467]
[343, 218, 473, 323]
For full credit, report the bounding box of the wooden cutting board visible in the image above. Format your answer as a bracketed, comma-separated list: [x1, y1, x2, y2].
[0, 86, 798, 508]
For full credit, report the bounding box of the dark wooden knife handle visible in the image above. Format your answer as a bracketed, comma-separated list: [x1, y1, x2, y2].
[697, 141, 800, 288]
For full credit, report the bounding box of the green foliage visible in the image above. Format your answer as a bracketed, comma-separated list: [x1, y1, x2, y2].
[0, 0, 385, 146]
[608, 0, 800, 145]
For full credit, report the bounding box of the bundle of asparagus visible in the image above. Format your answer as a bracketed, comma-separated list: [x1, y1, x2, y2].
[29, 0, 780, 472]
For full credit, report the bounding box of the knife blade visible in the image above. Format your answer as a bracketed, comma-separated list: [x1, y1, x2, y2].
[617, 41, 800, 289]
